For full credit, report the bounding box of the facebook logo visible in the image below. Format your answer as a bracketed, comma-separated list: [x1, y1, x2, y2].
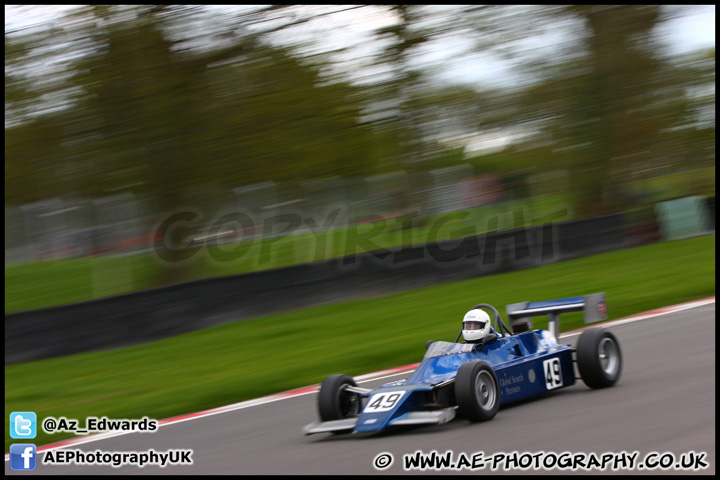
[10, 412, 37, 439]
[10, 444, 37, 471]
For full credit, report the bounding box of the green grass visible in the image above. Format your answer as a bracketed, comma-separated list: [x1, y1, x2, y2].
[5, 196, 571, 313]
[4, 255, 163, 312]
[628, 166, 716, 203]
[4, 234, 714, 451]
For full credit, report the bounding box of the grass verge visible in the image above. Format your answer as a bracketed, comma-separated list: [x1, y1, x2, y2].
[4, 234, 715, 451]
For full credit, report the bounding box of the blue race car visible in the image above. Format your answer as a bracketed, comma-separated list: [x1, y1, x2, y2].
[303, 293, 621, 435]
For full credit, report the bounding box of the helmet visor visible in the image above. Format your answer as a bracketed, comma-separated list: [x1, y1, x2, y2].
[463, 320, 487, 331]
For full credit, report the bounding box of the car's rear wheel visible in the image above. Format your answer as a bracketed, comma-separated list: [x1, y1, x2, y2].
[318, 374, 361, 421]
[455, 361, 500, 422]
[576, 328, 623, 388]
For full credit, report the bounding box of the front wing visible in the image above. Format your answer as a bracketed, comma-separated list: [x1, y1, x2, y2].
[303, 407, 456, 435]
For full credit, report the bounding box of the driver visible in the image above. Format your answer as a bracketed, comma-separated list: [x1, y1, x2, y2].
[462, 308, 496, 346]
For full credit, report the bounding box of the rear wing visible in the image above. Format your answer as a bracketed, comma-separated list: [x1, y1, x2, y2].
[506, 293, 607, 338]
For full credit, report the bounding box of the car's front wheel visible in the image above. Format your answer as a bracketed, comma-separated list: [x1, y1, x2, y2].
[317, 374, 361, 421]
[455, 361, 500, 422]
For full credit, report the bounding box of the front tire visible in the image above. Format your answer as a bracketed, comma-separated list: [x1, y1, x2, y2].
[455, 361, 500, 422]
[318, 374, 361, 421]
[576, 328, 623, 388]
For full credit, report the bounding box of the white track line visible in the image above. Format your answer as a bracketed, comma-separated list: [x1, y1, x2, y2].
[5, 296, 715, 460]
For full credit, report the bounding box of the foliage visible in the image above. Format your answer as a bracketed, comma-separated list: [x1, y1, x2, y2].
[5, 5, 715, 285]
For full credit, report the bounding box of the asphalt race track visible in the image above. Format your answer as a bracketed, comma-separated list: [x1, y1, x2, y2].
[6, 301, 715, 475]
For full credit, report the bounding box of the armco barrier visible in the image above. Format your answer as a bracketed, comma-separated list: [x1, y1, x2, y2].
[5, 213, 626, 364]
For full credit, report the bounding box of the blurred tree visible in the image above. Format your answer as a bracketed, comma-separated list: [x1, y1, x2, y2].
[564, 5, 669, 215]
[67, 6, 236, 209]
[458, 5, 701, 216]
[5, 118, 64, 203]
[650, 47, 715, 173]
[5, 35, 35, 127]
[201, 45, 378, 186]
[5, 5, 714, 219]
[370, 5, 432, 170]
[5, 31, 77, 203]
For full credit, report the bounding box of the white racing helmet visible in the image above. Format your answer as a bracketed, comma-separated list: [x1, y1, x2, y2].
[462, 308, 491, 342]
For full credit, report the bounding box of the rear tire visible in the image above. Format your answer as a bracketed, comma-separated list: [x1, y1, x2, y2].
[455, 361, 500, 422]
[318, 374, 361, 421]
[576, 328, 623, 388]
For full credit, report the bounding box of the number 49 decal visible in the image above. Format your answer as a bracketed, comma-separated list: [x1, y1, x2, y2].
[363, 391, 406, 412]
[543, 358, 563, 390]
